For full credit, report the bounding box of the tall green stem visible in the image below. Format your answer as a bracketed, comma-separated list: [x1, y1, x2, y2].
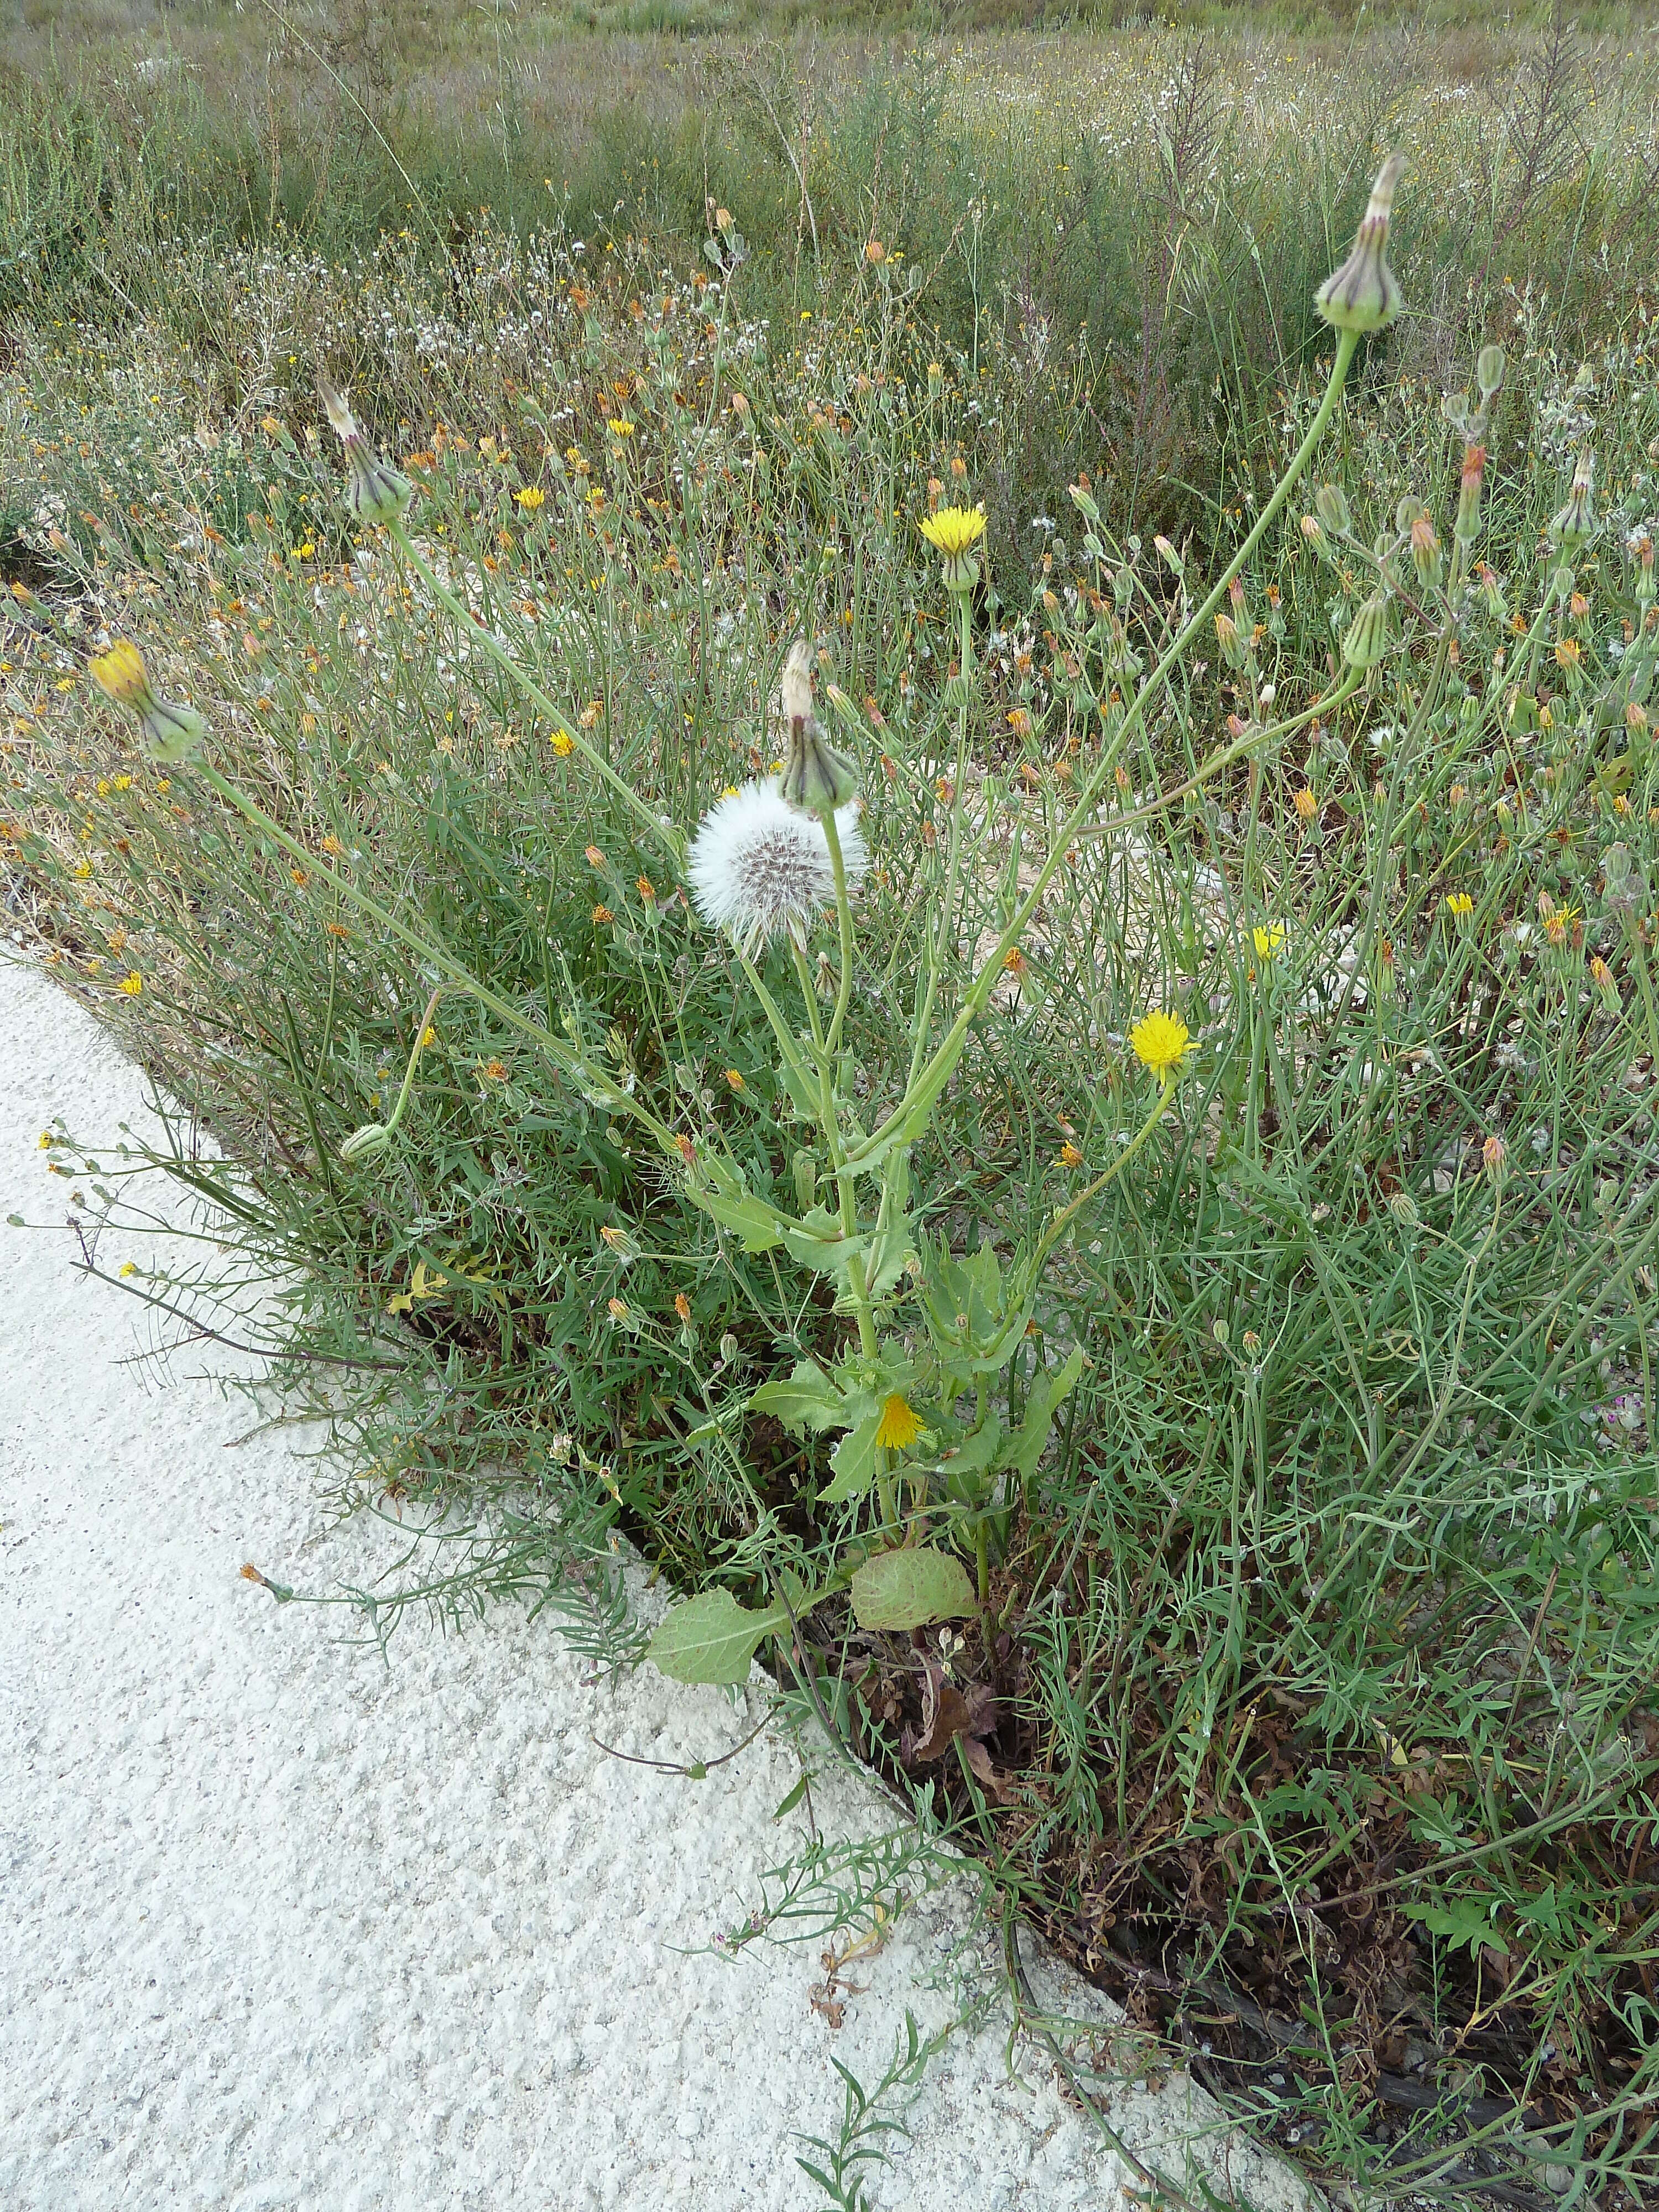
[848, 330, 1361, 1173]
[387, 518, 681, 868]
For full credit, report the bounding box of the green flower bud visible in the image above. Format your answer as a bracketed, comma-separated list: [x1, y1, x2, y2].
[1313, 483, 1352, 538]
[1477, 344, 1507, 400]
[1411, 513, 1444, 590]
[1342, 589, 1395, 670]
[340, 1123, 393, 1164]
[1454, 446, 1486, 545]
[1315, 154, 1406, 335]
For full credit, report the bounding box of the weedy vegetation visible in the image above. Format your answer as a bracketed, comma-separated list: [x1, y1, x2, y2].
[6, 7, 1659, 2208]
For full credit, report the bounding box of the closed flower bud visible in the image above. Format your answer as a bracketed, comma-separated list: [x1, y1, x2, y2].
[320, 378, 413, 528]
[1477, 344, 1507, 401]
[1478, 561, 1507, 618]
[1315, 153, 1406, 334]
[1314, 483, 1352, 538]
[1482, 1132, 1507, 1183]
[1635, 536, 1655, 610]
[1342, 589, 1394, 670]
[1214, 610, 1248, 670]
[1548, 455, 1595, 554]
[1068, 479, 1099, 524]
[340, 1122, 393, 1164]
[1590, 955, 1623, 1016]
[1411, 513, 1444, 589]
[1454, 446, 1486, 544]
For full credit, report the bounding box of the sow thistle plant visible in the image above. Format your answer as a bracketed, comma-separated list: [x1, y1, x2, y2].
[86, 163, 1414, 1687]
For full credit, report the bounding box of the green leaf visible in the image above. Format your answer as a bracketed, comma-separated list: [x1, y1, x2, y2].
[775, 1048, 822, 1121]
[683, 1159, 789, 1253]
[936, 1414, 1002, 1500]
[818, 1411, 883, 1505]
[749, 1358, 844, 1434]
[995, 1345, 1086, 1483]
[773, 1773, 811, 1820]
[849, 1545, 977, 1630]
[646, 1590, 785, 1684]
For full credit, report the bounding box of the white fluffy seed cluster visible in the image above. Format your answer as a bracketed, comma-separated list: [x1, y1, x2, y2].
[687, 780, 865, 958]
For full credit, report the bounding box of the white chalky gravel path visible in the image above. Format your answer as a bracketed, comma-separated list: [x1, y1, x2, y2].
[0, 954, 1312, 2212]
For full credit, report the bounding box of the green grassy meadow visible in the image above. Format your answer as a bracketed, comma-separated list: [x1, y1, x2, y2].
[6, 6, 1659, 2206]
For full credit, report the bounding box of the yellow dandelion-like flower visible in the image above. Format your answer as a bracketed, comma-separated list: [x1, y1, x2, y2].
[1129, 1009, 1192, 1083]
[724, 1068, 745, 1091]
[118, 971, 143, 995]
[1251, 924, 1286, 962]
[550, 729, 575, 757]
[514, 486, 546, 510]
[1058, 1140, 1084, 1168]
[1446, 891, 1474, 919]
[607, 418, 635, 437]
[875, 1392, 925, 1452]
[1293, 787, 1318, 823]
[88, 639, 149, 707]
[919, 504, 986, 560]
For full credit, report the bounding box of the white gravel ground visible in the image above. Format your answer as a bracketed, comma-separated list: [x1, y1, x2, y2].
[0, 955, 1313, 2212]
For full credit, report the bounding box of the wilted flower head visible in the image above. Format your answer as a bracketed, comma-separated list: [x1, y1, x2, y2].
[776, 639, 859, 816]
[1315, 154, 1406, 335]
[688, 780, 866, 957]
[1548, 454, 1597, 555]
[89, 639, 207, 763]
[319, 377, 413, 528]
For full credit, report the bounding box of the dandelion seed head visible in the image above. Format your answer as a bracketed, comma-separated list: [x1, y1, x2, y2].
[687, 780, 865, 958]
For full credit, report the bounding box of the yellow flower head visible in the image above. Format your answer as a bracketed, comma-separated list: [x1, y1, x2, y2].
[1251, 924, 1286, 963]
[89, 640, 152, 708]
[1130, 1008, 1192, 1084]
[919, 504, 986, 560]
[874, 1392, 925, 1452]
[118, 971, 143, 995]
[550, 729, 575, 757]
[515, 486, 546, 510]
[607, 418, 635, 437]
[1446, 891, 1474, 919]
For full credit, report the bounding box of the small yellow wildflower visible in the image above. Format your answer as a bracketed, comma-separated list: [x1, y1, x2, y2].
[1446, 892, 1474, 919]
[1293, 787, 1318, 823]
[514, 486, 546, 510]
[875, 1393, 925, 1451]
[420, 1025, 437, 1047]
[918, 504, 987, 560]
[607, 1296, 630, 1322]
[550, 729, 575, 757]
[1058, 1140, 1084, 1168]
[119, 1261, 138, 1278]
[606, 419, 635, 437]
[1130, 1009, 1192, 1083]
[724, 1068, 745, 1092]
[1251, 924, 1286, 962]
[118, 971, 143, 995]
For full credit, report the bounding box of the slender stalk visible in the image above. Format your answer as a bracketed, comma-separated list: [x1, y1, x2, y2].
[850, 330, 1363, 1174]
[193, 760, 679, 1153]
[387, 519, 682, 867]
